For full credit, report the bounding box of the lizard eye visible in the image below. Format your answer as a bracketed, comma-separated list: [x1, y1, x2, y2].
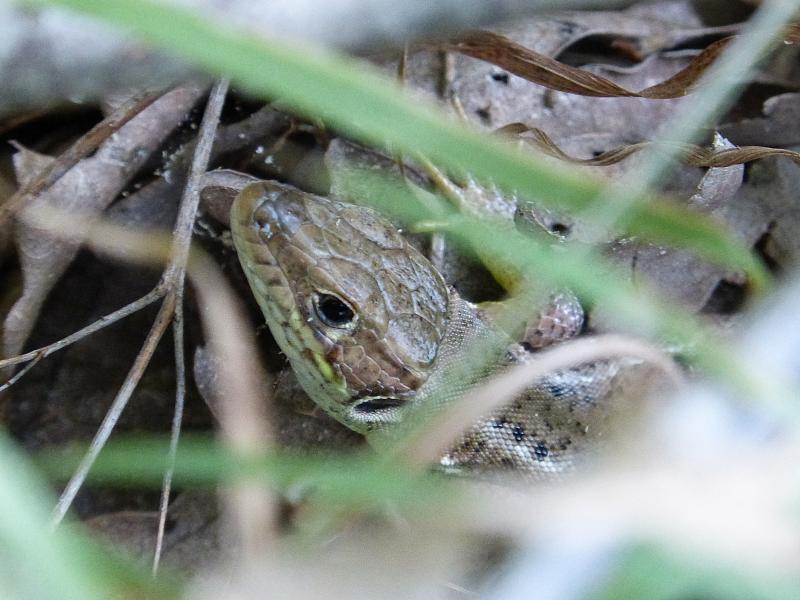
[313, 293, 356, 328]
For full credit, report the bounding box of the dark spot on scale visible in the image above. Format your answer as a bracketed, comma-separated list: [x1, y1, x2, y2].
[491, 71, 510, 84]
[500, 457, 514, 468]
[512, 424, 525, 442]
[475, 107, 491, 124]
[558, 20, 578, 36]
[534, 442, 549, 460]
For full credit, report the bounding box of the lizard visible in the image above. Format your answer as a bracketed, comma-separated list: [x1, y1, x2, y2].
[230, 178, 655, 476]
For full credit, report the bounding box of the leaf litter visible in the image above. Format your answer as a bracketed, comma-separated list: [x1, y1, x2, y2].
[2, 0, 800, 588]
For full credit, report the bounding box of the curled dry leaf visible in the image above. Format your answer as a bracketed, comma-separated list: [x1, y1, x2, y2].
[444, 24, 800, 99]
[2, 85, 205, 360]
[506, 124, 800, 169]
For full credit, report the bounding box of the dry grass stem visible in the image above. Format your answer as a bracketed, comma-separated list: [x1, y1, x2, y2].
[153, 78, 229, 574]
[51, 295, 177, 525]
[456, 441, 800, 574]
[45, 80, 233, 531]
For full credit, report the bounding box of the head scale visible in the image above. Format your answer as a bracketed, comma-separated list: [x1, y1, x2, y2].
[231, 181, 449, 432]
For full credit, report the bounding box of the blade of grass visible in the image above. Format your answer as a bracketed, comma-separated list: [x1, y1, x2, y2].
[0, 433, 179, 600]
[343, 171, 796, 420]
[37, 434, 448, 510]
[595, 544, 800, 600]
[27, 0, 771, 291]
[583, 0, 800, 239]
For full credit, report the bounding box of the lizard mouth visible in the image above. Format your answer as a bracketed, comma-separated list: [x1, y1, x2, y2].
[350, 396, 408, 422]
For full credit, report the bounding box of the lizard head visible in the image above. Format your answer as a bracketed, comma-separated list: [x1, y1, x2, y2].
[231, 180, 450, 432]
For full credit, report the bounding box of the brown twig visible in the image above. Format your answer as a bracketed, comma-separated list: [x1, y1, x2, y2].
[152, 78, 229, 573]
[0, 354, 42, 393]
[51, 295, 177, 525]
[51, 80, 230, 527]
[169, 87, 277, 552]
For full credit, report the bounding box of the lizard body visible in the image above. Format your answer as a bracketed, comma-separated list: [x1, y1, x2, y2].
[231, 180, 648, 476]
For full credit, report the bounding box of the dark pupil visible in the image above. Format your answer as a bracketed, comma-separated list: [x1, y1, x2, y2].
[316, 294, 354, 326]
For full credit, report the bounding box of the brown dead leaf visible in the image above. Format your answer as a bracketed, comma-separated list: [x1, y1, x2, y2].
[2, 85, 205, 360]
[395, 2, 711, 107]
[445, 24, 800, 99]
[10, 144, 55, 186]
[88, 491, 224, 572]
[604, 134, 773, 315]
[736, 157, 800, 269]
[687, 134, 744, 212]
[720, 92, 800, 147]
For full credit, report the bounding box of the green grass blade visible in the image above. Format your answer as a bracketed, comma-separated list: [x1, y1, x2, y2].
[0, 433, 180, 599]
[595, 544, 800, 600]
[27, 0, 771, 290]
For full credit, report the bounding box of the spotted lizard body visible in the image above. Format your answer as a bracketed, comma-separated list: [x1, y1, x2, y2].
[231, 180, 650, 476]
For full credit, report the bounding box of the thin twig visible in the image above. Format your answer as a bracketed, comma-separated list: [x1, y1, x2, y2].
[0, 91, 164, 228]
[152, 284, 184, 575]
[397, 334, 684, 470]
[0, 287, 165, 370]
[51, 294, 176, 526]
[164, 80, 229, 284]
[152, 78, 229, 573]
[0, 354, 42, 392]
[51, 80, 230, 526]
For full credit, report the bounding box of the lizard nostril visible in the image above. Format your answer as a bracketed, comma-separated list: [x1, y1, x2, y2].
[253, 204, 277, 236]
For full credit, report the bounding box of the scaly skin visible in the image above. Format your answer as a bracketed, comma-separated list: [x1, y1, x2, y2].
[231, 180, 450, 431]
[232, 180, 641, 475]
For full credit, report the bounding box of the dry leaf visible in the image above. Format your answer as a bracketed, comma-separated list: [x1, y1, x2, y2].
[445, 24, 800, 99]
[2, 85, 205, 360]
[720, 92, 800, 147]
[88, 491, 224, 572]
